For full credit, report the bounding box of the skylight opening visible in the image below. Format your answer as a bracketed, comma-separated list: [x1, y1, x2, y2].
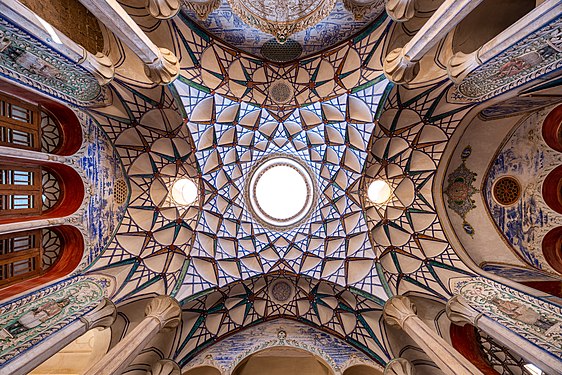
[171, 178, 198, 206]
[367, 179, 392, 204]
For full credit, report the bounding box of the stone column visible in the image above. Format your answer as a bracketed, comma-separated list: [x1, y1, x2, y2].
[78, 0, 180, 85]
[147, 359, 181, 375]
[447, 0, 562, 83]
[384, 357, 414, 375]
[383, 0, 484, 84]
[85, 296, 182, 375]
[383, 296, 483, 375]
[446, 295, 562, 375]
[2, 298, 117, 375]
[0, 0, 114, 85]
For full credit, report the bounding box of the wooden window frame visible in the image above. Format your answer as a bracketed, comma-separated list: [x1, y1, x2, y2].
[0, 165, 42, 217]
[0, 92, 41, 151]
[0, 229, 43, 287]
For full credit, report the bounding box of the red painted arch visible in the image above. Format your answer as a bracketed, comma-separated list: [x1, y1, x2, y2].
[541, 165, 562, 215]
[0, 79, 82, 155]
[450, 324, 500, 375]
[0, 225, 84, 300]
[0, 157, 85, 225]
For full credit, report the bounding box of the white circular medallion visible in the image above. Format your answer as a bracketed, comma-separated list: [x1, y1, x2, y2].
[247, 156, 316, 229]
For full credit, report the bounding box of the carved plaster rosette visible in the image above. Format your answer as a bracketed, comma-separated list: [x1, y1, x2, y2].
[226, 0, 337, 43]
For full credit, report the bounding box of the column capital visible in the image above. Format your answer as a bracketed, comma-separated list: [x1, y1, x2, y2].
[446, 50, 482, 84]
[145, 295, 182, 331]
[383, 48, 420, 85]
[79, 51, 115, 86]
[144, 47, 180, 85]
[384, 296, 417, 328]
[343, 0, 382, 21]
[446, 295, 482, 326]
[384, 358, 415, 375]
[147, 359, 181, 375]
[385, 0, 416, 22]
[148, 0, 181, 20]
[80, 298, 117, 330]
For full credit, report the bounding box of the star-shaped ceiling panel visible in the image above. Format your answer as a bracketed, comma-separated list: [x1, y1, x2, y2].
[175, 79, 390, 300]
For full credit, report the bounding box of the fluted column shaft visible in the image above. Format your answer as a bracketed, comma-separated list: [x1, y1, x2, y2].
[446, 295, 562, 374]
[447, 0, 562, 83]
[383, 0, 483, 84]
[384, 296, 483, 375]
[85, 296, 181, 375]
[78, 0, 180, 84]
[0, 0, 114, 85]
[2, 298, 117, 375]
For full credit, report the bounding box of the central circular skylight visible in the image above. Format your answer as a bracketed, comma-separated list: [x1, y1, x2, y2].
[247, 156, 316, 229]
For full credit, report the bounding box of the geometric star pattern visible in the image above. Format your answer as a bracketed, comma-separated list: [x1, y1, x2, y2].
[173, 274, 390, 367]
[174, 79, 390, 300]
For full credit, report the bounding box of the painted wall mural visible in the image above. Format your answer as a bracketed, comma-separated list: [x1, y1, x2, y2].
[454, 277, 562, 358]
[0, 277, 110, 366]
[73, 112, 128, 266]
[452, 14, 562, 103]
[185, 319, 382, 374]
[484, 107, 562, 272]
[0, 16, 108, 106]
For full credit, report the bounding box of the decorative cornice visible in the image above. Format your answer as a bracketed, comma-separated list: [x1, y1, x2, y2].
[183, 0, 222, 20]
[384, 0, 416, 22]
[148, 0, 181, 20]
[80, 298, 117, 330]
[384, 358, 415, 375]
[383, 296, 417, 328]
[145, 295, 182, 330]
[383, 48, 420, 84]
[147, 359, 181, 375]
[447, 50, 482, 84]
[343, 0, 384, 21]
[144, 47, 180, 85]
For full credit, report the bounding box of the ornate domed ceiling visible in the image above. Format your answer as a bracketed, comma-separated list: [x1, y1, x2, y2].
[183, 0, 385, 59]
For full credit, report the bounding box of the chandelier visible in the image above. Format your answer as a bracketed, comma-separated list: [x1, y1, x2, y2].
[226, 0, 337, 43]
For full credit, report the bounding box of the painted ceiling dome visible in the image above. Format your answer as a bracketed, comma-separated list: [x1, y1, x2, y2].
[183, 0, 386, 59]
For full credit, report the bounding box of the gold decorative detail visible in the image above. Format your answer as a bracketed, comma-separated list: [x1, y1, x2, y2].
[226, 0, 337, 43]
[343, 0, 383, 21]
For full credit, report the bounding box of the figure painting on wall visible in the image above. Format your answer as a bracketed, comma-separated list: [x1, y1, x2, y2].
[490, 296, 561, 335]
[0, 298, 70, 339]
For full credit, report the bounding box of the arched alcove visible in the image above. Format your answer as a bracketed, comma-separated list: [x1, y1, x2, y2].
[452, 0, 536, 53]
[0, 225, 84, 299]
[541, 165, 562, 215]
[232, 347, 335, 375]
[29, 326, 111, 374]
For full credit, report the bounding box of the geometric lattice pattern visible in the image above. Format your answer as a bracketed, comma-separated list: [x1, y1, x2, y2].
[365, 83, 476, 298]
[175, 79, 390, 300]
[173, 274, 390, 367]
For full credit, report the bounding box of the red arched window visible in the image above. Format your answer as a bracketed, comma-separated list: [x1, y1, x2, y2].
[0, 82, 84, 297]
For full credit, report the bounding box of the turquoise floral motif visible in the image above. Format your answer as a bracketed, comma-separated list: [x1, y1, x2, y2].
[445, 146, 478, 236]
[0, 17, 107, 106]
